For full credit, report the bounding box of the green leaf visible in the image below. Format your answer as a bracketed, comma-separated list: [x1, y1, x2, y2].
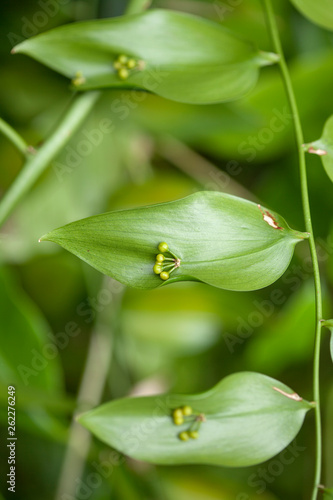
[12, 10, 278, 104]
[321, 319, 333, 363]
[78, 372, 313, 467]
[289, 0, 333, 31]
[304, 115, 333, 182]
[0, 267, 63, 391]
[40, 192, 307, 292]
[323, 488, 333, 500]
[0, 267, 67, 441]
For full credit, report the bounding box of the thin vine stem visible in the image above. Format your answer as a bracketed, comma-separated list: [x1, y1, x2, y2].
[0, 91, 101, 228]
[0, 117, 30, 157]
[261, 2, 323, 498]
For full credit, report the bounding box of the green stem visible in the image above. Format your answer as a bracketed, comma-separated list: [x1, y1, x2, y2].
[55, 271, 124, 500]
[0, 91, 101, 228]
[55, 321, 114, 500]
[0, 117, 30, 157]
[262, 2, 323, 499]
[125, 0, 151, 15]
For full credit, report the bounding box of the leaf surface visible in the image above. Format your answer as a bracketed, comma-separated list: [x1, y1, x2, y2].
[40, 192, 307, 291]
[290, 0, 333, 31]
[78, 372, 313, 466]
[323, 488, 333, 499]
[13, 10, 277, 104]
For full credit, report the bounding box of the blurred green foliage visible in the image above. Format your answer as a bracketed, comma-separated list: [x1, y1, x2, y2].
[0, 0, 333, 499]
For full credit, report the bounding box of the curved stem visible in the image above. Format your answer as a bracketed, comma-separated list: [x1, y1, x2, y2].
[261, 2, 323, 498]
[0, 117, 30, 158]
[0, 91, 101, 228]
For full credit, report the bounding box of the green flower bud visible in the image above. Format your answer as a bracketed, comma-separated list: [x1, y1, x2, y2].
[118, 54, 128, 64]
[173, 408, 183, 419]
[182, 405, 193, 416]
[156, 253, 165, 263]
[158, 242, 169, 253]
[179, 431, 190, 441]
[174, 416, 184, 426]
[153, 264, 162, 274]
[118, 68, 129, 80]
[160, 271, 169, 281]
[127, 58, 136, 69]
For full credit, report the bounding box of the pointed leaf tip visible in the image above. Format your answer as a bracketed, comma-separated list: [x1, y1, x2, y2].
[321, 319, 333, 329]
[321, 319, 333, 364]
[305, 115, 333, 182]
[256, 51, 280, 66]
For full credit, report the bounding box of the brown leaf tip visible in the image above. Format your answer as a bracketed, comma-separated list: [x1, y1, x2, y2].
[273, 386, 303, 401]
[258, 205, 283, 230]
[307, 146, 327, 156]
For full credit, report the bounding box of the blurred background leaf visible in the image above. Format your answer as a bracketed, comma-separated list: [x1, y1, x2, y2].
[289, 0, 333, 31]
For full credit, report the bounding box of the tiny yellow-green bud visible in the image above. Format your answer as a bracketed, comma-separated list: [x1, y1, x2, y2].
[160, 271, 169, 281]
[118, 68, 129, 80]
[153, 264, 162, 274]
[189, 431, 199, 439]
[179, 431, 190, 441]
[174, 416, 184, 426]
[127, 58, 136, 69]
[72, 72, 86, 86]
[113, 61, 122, 70]
[173, 408, 183, 419]
[118, 54, 128, 64]
[156, 253, 165, 263]
[158, 242, 169, 253]
[182, 405, 193, 416]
